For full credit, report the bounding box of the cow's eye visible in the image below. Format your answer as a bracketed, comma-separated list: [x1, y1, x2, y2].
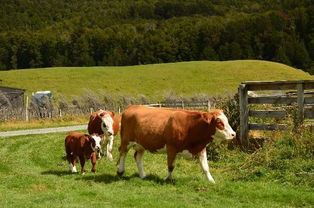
[102, 123, 107, 128]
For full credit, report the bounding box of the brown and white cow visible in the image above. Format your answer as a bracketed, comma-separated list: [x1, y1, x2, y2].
[88, 110, 119, 160]
[117, 105, 236, 183]
[65, 132, 102, 174]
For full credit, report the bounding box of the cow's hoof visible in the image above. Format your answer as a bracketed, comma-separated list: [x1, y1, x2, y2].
[117, 171, 124, 176]
[139, 174, 146, 179]
[165, 177, 174, 184]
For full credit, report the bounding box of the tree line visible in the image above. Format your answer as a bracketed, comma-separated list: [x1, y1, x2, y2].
[0, 0, 313, 74]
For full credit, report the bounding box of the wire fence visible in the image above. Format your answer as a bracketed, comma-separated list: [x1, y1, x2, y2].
[0, 99, 212, 121]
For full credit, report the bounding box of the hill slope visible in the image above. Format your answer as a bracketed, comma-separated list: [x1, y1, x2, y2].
[0, 60, 312, 99]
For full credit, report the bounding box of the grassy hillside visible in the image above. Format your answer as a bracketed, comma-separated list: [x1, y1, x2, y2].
[0, 60, 313, 99]
[0, 131, 313, 207]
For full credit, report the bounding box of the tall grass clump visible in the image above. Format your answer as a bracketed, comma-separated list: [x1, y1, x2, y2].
[234, 126, 314, 187]
[203, 94, 314, 188]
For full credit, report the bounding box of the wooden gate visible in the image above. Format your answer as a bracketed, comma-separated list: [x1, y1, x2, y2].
[239, 80, 314, 147]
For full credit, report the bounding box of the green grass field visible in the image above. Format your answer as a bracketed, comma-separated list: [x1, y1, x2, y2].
[0, 131, 313, 208]
[0, 60, 312, 99]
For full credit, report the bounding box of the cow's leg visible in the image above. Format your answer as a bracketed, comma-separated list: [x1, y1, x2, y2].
[106, 135, 114, 161]
[90, 152, 97, 172]
[166, 145, 177, 182]
[98, 137, 106, 159]
[79, 155, 86, 175]
[117, 142, 133, 176]
[198, 148, 215, 184]
[134, 146, 146, 178]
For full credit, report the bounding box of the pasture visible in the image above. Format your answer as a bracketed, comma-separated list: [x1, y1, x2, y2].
[0, 130, 313, 208]
[0, 60, 313, 207]
[0, 60, 313, 99]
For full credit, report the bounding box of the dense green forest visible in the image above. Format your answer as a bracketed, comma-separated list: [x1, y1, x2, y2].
[0, 0, 313, 73]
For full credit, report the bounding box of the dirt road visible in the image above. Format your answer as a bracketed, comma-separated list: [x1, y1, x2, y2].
[0, 125, 87, 137]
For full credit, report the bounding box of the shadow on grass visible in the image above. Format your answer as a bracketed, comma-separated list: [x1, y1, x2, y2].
[75, 173, 127, 184]
[77, 173, 173, 185]
[143, 174, 174, 185]
[41, 170, 73, 176]
[41, 169, 173, 185]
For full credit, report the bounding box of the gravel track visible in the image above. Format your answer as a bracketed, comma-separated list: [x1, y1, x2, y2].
[0, 125, 87, 137]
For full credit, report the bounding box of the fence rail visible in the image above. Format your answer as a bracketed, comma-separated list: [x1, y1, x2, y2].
[239, 80, 314, 148]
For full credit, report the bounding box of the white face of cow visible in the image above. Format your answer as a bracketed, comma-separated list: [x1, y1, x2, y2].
[91, 135, 102, 152]
[100, 113, 114, 136]
[212, 112, 236, 141]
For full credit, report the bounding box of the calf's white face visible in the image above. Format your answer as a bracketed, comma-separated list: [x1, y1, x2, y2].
[91, 135, 102, 152]
[212, 112, 236, 141]
[100, 113, 114, 136]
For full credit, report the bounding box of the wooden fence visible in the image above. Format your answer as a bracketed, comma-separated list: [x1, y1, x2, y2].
[239, 80, 314, 147]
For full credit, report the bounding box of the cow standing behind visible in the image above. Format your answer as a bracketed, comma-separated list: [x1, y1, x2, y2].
[65, 132, 102, 174]
[117, 105, 236, 183]
[88, 110, 119, 160]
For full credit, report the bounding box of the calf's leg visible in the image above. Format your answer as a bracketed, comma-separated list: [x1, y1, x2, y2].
[79, 155, 86, 175]
[198, 148, 215, 184]
[66, 154, 77, 173]
[65, 143, 77, 173]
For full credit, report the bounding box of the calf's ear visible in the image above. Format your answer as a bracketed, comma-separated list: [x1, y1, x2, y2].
[110, 111, 115, 117]
[84, 134, 91, 142]
[87, 135, 96, 146]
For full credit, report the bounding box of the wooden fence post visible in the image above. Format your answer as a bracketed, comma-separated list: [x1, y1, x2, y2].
[25, 96, 29, 122]
[239, 84, 249, 148]
[297, 83, 304, 123]
[207, 100, 211, 111]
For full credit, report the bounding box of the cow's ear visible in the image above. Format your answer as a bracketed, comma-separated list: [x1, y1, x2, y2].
[202, 113, 212, 123]
[110, 111, 115, 117]
[99, 112, 105, 117]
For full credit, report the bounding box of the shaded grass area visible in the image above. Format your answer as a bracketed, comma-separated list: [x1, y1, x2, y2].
[0, 60, 312, 99]
[0, 132, 313, 207]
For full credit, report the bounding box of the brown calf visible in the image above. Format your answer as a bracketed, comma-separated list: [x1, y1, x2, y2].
[65, 132, 102, 174]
